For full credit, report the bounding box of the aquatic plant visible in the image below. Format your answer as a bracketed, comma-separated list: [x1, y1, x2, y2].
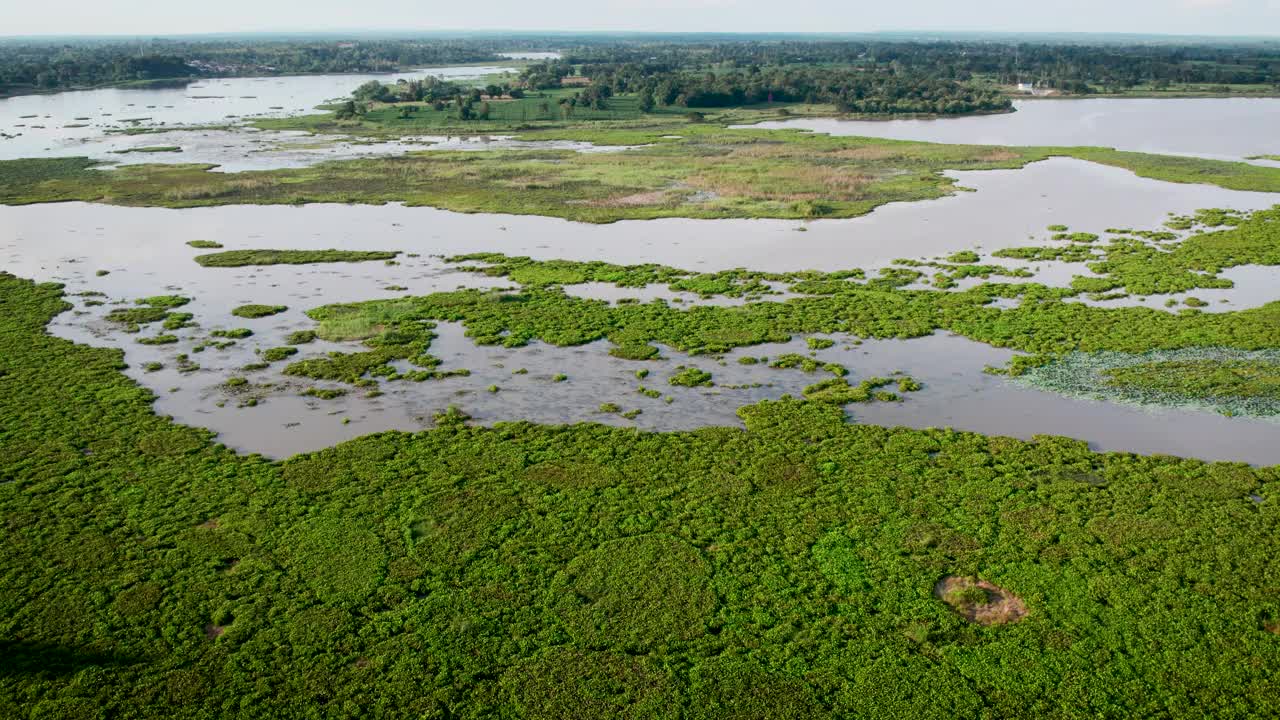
[669, 367, 714, 387]
[301, 386, 347, 400]
[1016, 347, 1280, 417]
[195, 250, 400, 267]
[261, 346, 298, 362]
[231, 304, 287, 319]
[210, 328, 253, 339]
[186, 240, 223, 249]
[136, 334, 178, 345]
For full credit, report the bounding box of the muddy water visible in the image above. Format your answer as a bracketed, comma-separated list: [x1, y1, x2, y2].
[742, 98, 1280, 161]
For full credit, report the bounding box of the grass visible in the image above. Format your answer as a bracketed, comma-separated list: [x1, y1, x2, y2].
[109, 146, 181, 154]
[3, 272, 1280, 717]
[5, 126, 1280, 222]
[185, 240, 223, 249]
[194, 249, 401, 267]
[230, 304, 287, 319]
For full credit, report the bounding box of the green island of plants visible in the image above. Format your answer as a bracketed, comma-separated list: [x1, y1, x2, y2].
[5, 126, 1280, 223]
[230, 304, 287, 319]
[2, 272, 1279, 717]
[109, 145, 181, 154]
[194, 250, 401, 267]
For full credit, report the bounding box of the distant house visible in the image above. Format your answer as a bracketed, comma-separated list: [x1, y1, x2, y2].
[1016, 82, 1057, 97]
[559, 76, 591, 87]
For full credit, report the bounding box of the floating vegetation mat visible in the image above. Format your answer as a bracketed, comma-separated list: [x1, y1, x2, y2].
[1017, 347, 1280, 418]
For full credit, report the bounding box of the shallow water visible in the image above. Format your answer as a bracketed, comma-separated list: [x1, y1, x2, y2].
[76, 129, 642, 173]
[0, 64, 513, 160]
[3, 157, 1274, 271]
[742, 98, 1280, 161]
[5, 90, 1280, 463]
[4, 185, 1279, 462]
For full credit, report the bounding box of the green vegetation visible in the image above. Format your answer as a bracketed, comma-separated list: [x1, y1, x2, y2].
[286, 330, 317, 345]
[110, 146, 181, 154]
[994, 206, 1280, 296]
[185, 240, 223, 249]
[136, 334, 179, 345]
[669, 367, 714, 387]
[261, 346, 298, 362]
[194, 250, 400, 267]
[106, 307, 169, 326]
[1249, 155, 1280, 162]
[300, 386, 347, 400]
[1020, 348, 1280, 417]
[230, 304, 287, 319]
[161, 313, 195, 331]
[136, 295, 191, 309]
[0, 37, 503, 96]
[5, 130, 1280, 222]
[281, 207, 1280, 399]
[3, 273, 1279, 717]
[209, 328, 252, 339]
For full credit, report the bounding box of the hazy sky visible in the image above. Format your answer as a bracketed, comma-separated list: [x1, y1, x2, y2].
[4, 0, 1280, 37]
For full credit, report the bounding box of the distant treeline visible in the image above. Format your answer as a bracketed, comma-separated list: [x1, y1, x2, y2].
[523, 63, 1012, 114]
[0, 39, 503, 94]
[5, 35, 1280, 99]
[550, 40, 1280, 93]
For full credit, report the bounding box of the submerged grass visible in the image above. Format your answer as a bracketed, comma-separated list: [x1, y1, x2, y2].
[1019, 348, 1280, 417]
[2, 272, 1280, 717]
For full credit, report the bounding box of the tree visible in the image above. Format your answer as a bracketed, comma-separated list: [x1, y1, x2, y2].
[335, 100, 359, 120]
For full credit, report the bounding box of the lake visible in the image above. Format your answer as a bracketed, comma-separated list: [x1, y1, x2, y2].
[743, 98, 1280, 161]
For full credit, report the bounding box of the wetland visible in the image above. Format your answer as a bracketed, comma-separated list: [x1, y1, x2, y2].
[3, 35, 1280, 719]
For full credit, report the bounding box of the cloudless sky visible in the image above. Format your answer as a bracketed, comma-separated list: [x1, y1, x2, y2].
[3, 0, 1279, 37]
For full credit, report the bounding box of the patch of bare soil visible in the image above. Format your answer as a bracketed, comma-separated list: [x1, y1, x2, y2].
[1264, 620, 1280, 635]
[205, 624, 225, 640]
[935, 575, 1028, 626]
[197, 519, 220, 529]
[588, 190, 670, 207]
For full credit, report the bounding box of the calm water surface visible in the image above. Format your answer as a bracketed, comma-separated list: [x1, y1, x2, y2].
[743, 98, 1280, 161]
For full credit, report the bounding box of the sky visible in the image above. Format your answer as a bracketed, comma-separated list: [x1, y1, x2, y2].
[2, 0, 1279, 37]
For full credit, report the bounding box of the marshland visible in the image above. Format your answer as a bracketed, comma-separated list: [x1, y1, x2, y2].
[3, 30, 1280, 719]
